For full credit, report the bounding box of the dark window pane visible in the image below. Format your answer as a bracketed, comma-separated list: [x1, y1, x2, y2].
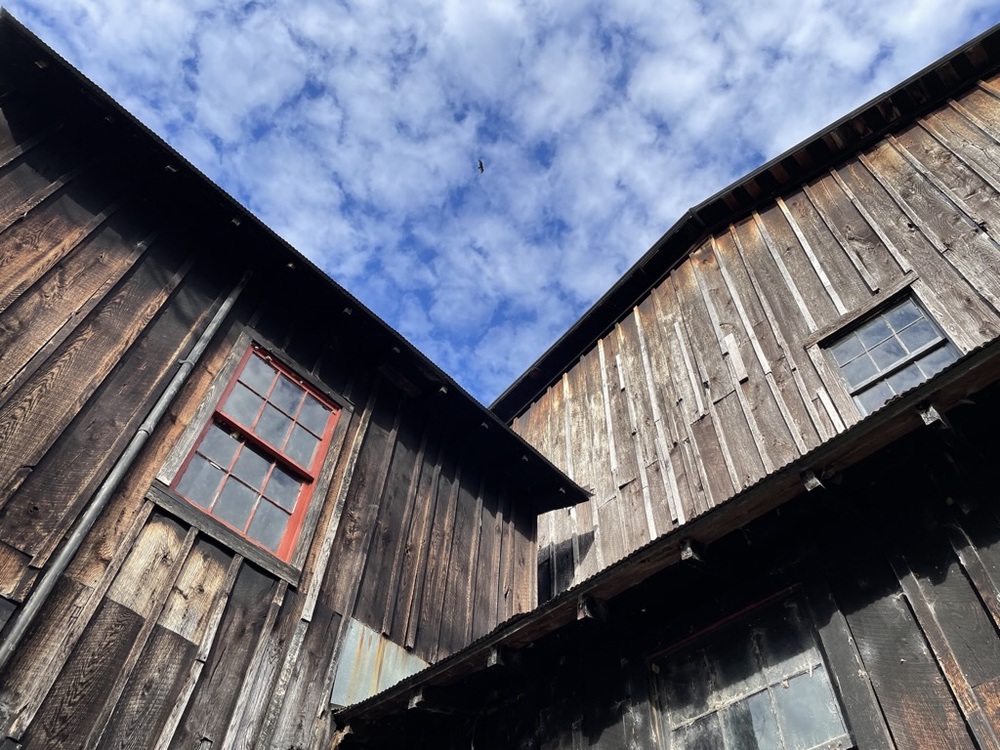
[240, 354, 275, 395]
[247, 501, 290, 552]
[213, 478, 257, 531]
[869, 337, 907, 371]
[772, 670, 848, 750]
[747, 690, 782, 750]
[299, 395, 331, 436]
[675, 713, 724, 750]
[198, 423, 240, 468]
[256, 404, 293, 448]
[885, 299, 922, 332]
[855, 380, 893, 415]
[917, 344, 960, 379]
[660, 651, 711, 725]
[176, 455, 225, 507]
[897, 317, 939, 353]
[842, 353, 877, 387]
[754, 603, 815, 682]
[705, 630, 764, 701]
[231, 445, 271, 490]
[271, 375, 304, 415]
[222, 383, 264, 427]
[857, 316, 893, 349]
[885, 362, 924, 395]
[286, 425, 319, 468]
[265, 466, 302, 511]
[830, 334, 865, 366]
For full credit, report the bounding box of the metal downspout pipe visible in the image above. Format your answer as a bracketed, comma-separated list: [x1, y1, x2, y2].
[0, 272, 250, 673]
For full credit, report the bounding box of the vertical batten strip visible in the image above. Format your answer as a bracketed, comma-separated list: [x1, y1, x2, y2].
[753, 211, 819, 331]
[633, 309, 683, 527]
[828, 169, 914, 273]
[776, 197, 849, 314]
[801, 182, 881, 293]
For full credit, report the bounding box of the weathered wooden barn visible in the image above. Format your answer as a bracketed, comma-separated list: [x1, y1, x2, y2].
[0, 12, 586, 749]
[5, 9, 1000, 750]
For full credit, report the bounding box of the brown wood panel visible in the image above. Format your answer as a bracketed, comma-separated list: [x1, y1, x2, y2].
[159, 538, 232, 644]
[837, 559, 976, 750]
[511, 500, 536, 614]
[803, 172, 906, 289]
[0, 169, 125, 318]
[643, 286, 709, 519]
[731, 213, 843, 437]
[97, 625, 196, 750]
[0, 206, 151, 405]
[695, 241, 799, 473]
[0, 130, 83, 223]
[386, 422, 442, 645]
[413, 443, 460, 658]
[863, 140, 1000, 313]
[0, 240, 189, 515]
[0, 253, 220, 563]
[0, 574, 85, 737]
[437, 465, 483, 657]
[268, 598, 342, 747]
[923, 103, 1000, 196]
[170, 563, 277, 749]
[779, 189, 872, 310]
[20, 597, 143, 749]
[836, 159, 1000, 352]
[353, 403, 423, 631]
[327, 381, 401, 618]
[471, 479, 501, 640]
[0, 540, 32, 601]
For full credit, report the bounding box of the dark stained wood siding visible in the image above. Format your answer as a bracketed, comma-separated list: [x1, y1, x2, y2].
[513, 68, 1000, 596]
[336, 385, 1000, 750]
[0, 31, 546, 749]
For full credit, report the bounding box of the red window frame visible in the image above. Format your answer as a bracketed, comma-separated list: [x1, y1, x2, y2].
[171, 344, 341, 561]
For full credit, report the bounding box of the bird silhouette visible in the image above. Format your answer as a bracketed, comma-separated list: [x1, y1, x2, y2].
[477, 159, 485, 174]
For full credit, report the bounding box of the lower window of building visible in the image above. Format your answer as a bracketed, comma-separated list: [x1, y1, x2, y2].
[651, 598, 850, 750]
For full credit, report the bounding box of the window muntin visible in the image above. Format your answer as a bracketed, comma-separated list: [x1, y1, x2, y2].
[171, 345, 340, 561]
[652, 599, 849, 750]
[828, 298, 959, 416]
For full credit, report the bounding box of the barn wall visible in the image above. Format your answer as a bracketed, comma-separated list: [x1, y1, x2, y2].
[515, 71, 1000, 598]
[0, 32, 539, 749]
[379, 389, 1000, 750]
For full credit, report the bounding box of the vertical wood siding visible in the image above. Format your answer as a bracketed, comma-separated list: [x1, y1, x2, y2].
[514, 69, 1000, 597]
[0, 50, 541, 748]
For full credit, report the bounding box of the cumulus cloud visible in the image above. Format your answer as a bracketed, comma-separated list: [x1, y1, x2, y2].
[10, 0, 1000, 402]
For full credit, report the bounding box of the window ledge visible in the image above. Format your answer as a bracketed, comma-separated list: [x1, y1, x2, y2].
[147, 480, 300, 585]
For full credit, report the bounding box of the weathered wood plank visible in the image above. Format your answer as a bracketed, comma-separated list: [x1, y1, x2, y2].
[837, 158, 999, 352]
[328, 381, 402, 618]
[387, 422, 442, 645]
[471, 478, 501, 640]
[0, 242, 190, 514]
[168, 564, 276, 749]
[437, 465, 483, 657]
[97, 625, 196, 750]
[1, 251, 218, 564]
[354, 403, 422, 631]
[159, 538, 231, 644]
[413, 445, 460, 658]
[836, 557, 976, 750]
[19, 598, 143, 749]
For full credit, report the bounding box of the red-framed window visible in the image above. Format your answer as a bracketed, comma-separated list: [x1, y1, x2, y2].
[171, 344, 341, 561]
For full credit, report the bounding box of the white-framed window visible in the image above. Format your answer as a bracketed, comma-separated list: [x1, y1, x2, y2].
[827, 297, 959, 416]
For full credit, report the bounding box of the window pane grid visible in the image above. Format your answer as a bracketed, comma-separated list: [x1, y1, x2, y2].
[828, 298, 960, 416]
[172, 344, 339, 562]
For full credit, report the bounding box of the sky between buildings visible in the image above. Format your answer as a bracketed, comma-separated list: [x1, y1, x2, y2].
[9, 0, 1000, 404]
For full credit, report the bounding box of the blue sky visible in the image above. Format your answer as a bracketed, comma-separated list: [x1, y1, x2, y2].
[10, 0, 1000, 403]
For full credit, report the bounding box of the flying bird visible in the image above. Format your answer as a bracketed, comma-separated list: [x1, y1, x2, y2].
[477, 159, 485, 174]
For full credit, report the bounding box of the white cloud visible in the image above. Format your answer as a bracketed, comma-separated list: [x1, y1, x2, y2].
[9, 0, 1000, 402]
